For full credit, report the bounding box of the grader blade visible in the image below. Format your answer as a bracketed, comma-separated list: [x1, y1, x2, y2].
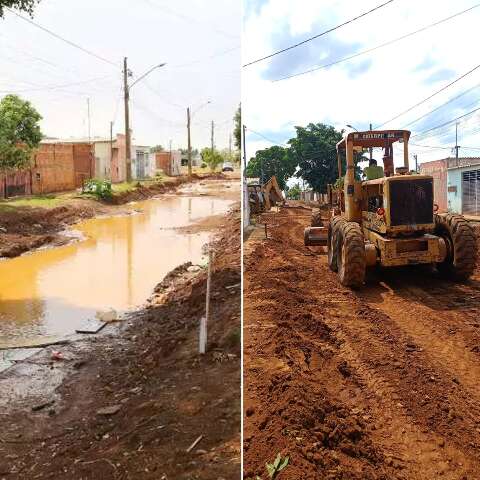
[304, 226, 328, 246]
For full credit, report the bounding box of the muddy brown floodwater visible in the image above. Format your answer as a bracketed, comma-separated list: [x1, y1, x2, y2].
[0, 193, 234, 348]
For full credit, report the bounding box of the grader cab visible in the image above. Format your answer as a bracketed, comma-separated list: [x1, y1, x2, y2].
[305, 129, 478, 288]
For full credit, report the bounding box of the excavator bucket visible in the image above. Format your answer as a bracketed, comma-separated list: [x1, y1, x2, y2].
[304, 226, 328, 246]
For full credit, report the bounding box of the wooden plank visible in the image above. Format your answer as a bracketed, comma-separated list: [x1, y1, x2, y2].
[75, 318, 107, 334]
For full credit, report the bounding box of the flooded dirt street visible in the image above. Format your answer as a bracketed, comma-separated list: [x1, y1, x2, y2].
[243, 205, 480, 480]
[0, 180, 236, 348]
[0, 193, 241, 480]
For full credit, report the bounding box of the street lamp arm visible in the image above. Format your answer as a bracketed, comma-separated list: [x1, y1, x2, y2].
[191, 100, 212, 117]
[130, 62, 167, 89]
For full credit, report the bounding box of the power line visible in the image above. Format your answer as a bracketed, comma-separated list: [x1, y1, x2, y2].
[7, 8, 120, 69]
[403, 82, 480, 128]
[377, 61, 480, 128]
[0, 74, 115, 93]
[246, 128, 289, 147]
[412, 105, 480, 138]
[243, 0, 396, 67]
[272, 3, 480, 82]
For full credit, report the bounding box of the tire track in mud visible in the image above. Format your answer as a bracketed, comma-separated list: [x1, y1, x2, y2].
[243, 206, 480, 480]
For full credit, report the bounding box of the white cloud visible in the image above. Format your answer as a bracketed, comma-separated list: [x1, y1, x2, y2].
[242, 0, 480, 166]
[0, 0, 240, 149]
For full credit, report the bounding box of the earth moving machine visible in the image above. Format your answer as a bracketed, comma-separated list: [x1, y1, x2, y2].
[305, 129, 478, 288]
[248, 176, 284, 213]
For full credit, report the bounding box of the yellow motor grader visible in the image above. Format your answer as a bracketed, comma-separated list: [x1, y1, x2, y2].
[304, 129, 478, 288]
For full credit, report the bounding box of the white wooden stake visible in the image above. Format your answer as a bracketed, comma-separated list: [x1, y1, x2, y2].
[199, 248, 214, 354]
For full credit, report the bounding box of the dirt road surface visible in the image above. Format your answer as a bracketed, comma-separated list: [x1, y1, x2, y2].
[243, 205, 480, 480]
[0, 199, 240, 479]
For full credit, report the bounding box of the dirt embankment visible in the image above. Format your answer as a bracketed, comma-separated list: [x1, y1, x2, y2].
[243, 206, 480, 480]
[0, 205, 241, 480]
[0, 174, 226, 259]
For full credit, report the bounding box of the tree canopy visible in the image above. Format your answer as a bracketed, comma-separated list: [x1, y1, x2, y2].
[150, 145, 164, 153]
[201, 147, 223, 172]
[288, 123, 343, 194]
[245, 145, 296, 191]
[286, 182, 301, 200]
[0, 0, 40, 17]
[233, 104, 241, 150]
[0, 94, 43, 171]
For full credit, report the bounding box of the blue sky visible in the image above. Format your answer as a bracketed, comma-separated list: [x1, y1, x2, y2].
[243, 0, 480, 165]
[0, 0, 240, 149]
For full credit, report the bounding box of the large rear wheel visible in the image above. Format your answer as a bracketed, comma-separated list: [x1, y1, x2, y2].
[337, 222, 366, 288]
[327, 217, 344, 272]
[311, 209, 322, 227]
[434, 213, 477, 280]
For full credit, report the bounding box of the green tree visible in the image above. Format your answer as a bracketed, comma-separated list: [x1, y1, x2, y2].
[286, 182, 301, 200]
[0, 94, 42, 171]
[0, 0, 40, 17]
[245, 145, 296, 191]
[288, 123, 343, 194]
[201, 147, 223, 172]
[233, 104, 241, 150]
[150, 144, 164, 153]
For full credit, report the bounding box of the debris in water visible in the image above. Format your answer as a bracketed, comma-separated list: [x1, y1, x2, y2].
[51, 351, 64, 361]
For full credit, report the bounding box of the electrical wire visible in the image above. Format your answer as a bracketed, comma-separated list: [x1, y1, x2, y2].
[377, 62, 480, 128]
[243, 0, 396, 67]
[412, 105, 480, 138]
[7, 8, 120, 69]
[402, 82, 480, 128]
[272, 3, 480, 82]
[0, 74, 115, 93]
[246, 128, 289, 147]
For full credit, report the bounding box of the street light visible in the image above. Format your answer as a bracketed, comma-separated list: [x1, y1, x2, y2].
[124, 59, 167, 182]
[346, 124, 358, 131]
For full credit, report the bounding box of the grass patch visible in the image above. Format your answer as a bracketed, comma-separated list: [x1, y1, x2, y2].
[0, 194, 67, 210]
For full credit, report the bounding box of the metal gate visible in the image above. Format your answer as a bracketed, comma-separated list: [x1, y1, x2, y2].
[136, 152, 145, 179]
[462, 169, 480, 215]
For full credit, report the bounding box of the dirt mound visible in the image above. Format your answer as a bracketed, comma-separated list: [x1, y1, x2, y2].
[0, 205, 241, 479]
[244, 207, 480, 479]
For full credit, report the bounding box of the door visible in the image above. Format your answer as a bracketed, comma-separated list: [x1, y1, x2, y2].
[462, 169, 480, 215]
[136, 152, 145, 179]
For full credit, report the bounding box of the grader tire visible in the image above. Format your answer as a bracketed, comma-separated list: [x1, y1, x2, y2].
[327, 217, 345, 272]
[311, 210, 323, 227]
[337, 222, 366, 288]
[434, 213, 477, 280]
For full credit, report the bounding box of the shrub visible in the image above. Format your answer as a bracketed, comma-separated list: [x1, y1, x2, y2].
[82, 178, 112, 200]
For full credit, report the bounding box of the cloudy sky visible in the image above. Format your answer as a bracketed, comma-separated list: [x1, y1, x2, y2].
[243, 0, 480, 169]
[0, 0, 240, 150]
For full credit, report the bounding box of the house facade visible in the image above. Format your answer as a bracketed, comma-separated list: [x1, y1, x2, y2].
[420, 157, 480, 216]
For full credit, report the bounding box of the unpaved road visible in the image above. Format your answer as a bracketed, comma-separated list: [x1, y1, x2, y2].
[0, 190, 240, 479]
[243, 205, 480, 480]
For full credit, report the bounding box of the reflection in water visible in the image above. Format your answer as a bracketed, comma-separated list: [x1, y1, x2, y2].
[0, 196, 232, 347]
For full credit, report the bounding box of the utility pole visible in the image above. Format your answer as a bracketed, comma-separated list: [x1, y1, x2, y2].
[87, 98, 91, 143]
[110, 121, 113, 172]
[124, 57, 132, 182]
[187, 107, 192, 177]
[229, 133, 232, 157]
[414, 153, 418, 173]
[242, 124, 247, 172]
[455, 122, 460, 162]
[369, 122, 372, 161]
[211, 120, 215, 152]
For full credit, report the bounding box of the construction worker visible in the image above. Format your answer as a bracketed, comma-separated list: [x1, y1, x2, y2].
[364, 158, 384, 180]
